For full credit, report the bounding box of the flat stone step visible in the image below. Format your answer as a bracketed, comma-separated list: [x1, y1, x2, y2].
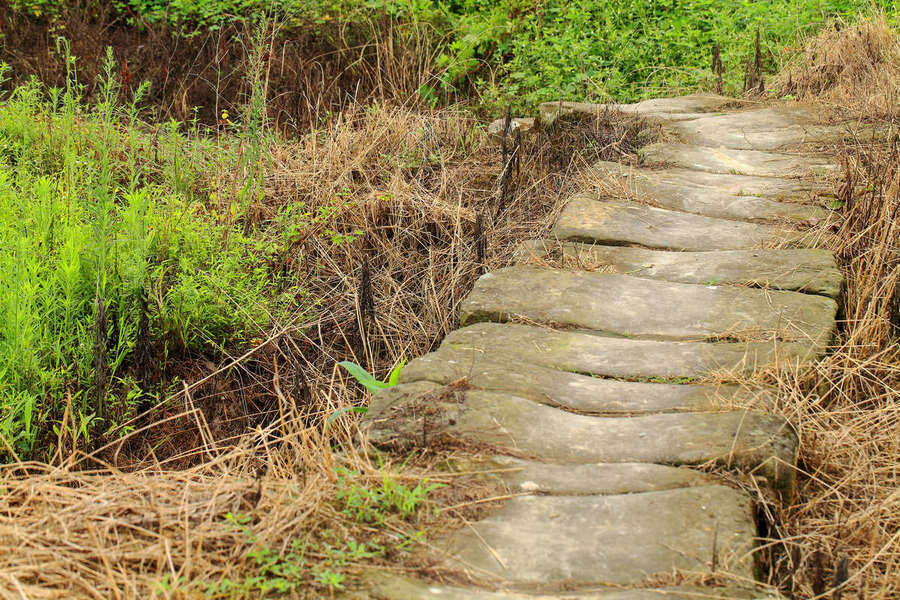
[539, 94, 736, 126]
[399, 347, 768, 413]
[668, 106, 847, 151]
[590, 160, 829, 222]
[440, 322, 818, 379]
[366, 383, 797, 494]
[460, 267, 838, 346]
[459, 457, 716, 495]
[639, 143, 837, 178]
[519, 240, 841, 298]
[365, 574, 770, 599]
[553, 196, 819, 251]
[439, 486, 756, 586]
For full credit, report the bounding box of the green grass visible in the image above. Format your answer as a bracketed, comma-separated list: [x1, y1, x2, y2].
[11, 0, 898, 108]
[0, 53, 299, 458]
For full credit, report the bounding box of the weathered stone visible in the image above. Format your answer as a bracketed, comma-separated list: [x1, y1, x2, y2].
[590, 160, 830, 222]
[668, 106, 846, 150]
[366, 385, 798, 493]
[488, 116, 536, 139]
[441, 322, 819, 378]
[458, 456, 715, 495]
[552, 196, 819, 251]
[399, 347, 769, 413]
[518, 240, 842, 298]
[639, 143, 837, 178]
[538, 94, 736, 126]
[360, 574, 773, 599]
[440, 486, 757, 585]
[459, 267, 838, 347]
[361, 573, 773, 599]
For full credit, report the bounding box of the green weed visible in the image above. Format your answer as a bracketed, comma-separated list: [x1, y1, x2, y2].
[0, 52, 299, 458]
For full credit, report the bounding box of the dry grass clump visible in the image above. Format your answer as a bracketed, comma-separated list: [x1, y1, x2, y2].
[748, 132, 900, 598]
[776, 14, 900, 118]
[0, 414, 496, 598]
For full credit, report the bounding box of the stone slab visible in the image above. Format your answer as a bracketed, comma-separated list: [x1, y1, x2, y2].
[459, 267, 838, 347]
[440, 486, 757, 585]
[399, 347, 768, 413]
[366, 384, 797, 492]
[461, 456, 716, 495]
[440, 322, 819, 379]
[639, 143, 837, 178]
[518, 240, 841, 298]
[362, 574, 772, 599]
[552, 196, 817, 251]
[539, 94, 736, 126]
[590, 160, 829, 222]
[668, 106, 846, 151]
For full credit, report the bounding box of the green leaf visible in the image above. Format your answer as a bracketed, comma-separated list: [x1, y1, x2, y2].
[338, 361, 389, 393]
[387, 358, 407, 386]
[326, 406, 369, 427]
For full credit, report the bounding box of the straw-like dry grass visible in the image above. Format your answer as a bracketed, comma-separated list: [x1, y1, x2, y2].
[746, 130, 900, 599]
[776, 13, 900, 119]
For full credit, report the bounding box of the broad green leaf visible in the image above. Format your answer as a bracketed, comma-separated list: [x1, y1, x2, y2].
[338, 361, 389, 393]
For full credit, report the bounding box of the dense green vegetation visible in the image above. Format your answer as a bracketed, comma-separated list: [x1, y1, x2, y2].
[0, 51, 300, 457]
[11, 0, 898, 107]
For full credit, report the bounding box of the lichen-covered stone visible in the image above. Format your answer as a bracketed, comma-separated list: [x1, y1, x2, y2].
[358, 573, 775, 599]
[518, 240, 841, 298]
[459, 266, 838, 348]
[590, 160, 828, 222]
[365, 384, 798, 495]
[639, 143, 837, 178]
[456, 456, 716, 495]
[440, 486, 757, 585]
[538, 94, 735, 126]
[439, 322, 819, 378]
[398, 347, 769, 413]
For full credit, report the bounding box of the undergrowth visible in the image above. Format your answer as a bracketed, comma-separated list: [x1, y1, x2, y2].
[0, 50, 302, 458]
[3, 0, 897, 118]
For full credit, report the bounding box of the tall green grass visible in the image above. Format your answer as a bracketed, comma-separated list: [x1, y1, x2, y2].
[0, 51, 296, 458]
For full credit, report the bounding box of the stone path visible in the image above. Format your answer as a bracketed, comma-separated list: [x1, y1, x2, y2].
[360, 94, 844, 599]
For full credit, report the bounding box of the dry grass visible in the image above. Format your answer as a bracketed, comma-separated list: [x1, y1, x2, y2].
[731, 128, 900, 598]
[776, 14, 900, 119]
[0, 101, 659, 597]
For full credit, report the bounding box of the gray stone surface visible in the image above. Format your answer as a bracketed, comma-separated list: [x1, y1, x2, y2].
[488, 117, 536, 139]
[668, 106, 846, 150]
[440, 322, 819, 378]
[639, 143, 837, 178]
[460, 456, 716, 495]
[590, 161, 829, 222]
[440, 486, 757, 585]
[366, 385, 798, 492]
[399, 348, 769, 413]
[552, 196, 818, 251]
[460, 267, 838, 347]
[518, 240, 841, 298]
[361, 574, 774, 599]
[539, 94, 736, 126]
